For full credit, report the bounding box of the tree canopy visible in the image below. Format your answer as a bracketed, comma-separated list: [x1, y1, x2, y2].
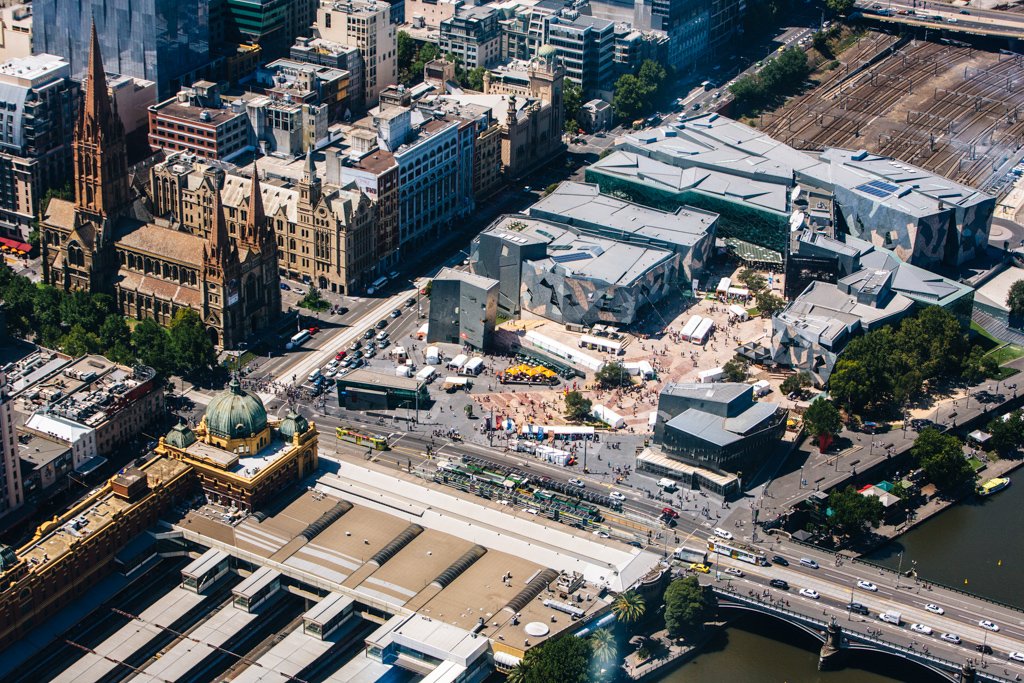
[397, 32, 440, 85]
[721, 358, 748, 383]
[987, 410, 1024, 456]
[612, 60, 669, 121]
[512, 635, 590, 683]
[664, 576, 716, 638]
[1008, 280, 1024, 321]
[826, 0, 855, 15]
[780, 371, 812, 396]
[595, 361, 634, 389]
[911, 428, 974, 492]
[729, 48, 809, 114]
[564, 390, 593, 422]
[611, 590, 646, 623]
[803, 398, 842, 451]
[825, 486, 884, 538]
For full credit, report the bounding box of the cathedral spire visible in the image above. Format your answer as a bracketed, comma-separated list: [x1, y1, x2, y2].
[299, 148, 321, 207]
[84, 21, 113, 127]
[245, 162, 267, 247]
[209, 187, 235, 265]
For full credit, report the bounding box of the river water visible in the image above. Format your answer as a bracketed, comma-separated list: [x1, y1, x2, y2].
[657, 470, 1023, 682]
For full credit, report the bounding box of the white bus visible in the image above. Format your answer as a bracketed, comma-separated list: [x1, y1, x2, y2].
[367, 276, 388, 294]
[287, 329, 311, 349]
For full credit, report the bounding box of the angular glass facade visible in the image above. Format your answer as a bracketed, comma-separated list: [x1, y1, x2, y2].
[36, 0, 211, 99]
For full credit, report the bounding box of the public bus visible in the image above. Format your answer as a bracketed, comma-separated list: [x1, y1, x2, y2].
[336, 428, 389, 450]
[181, 548, 231, 594]
[367, 276, 388, 294]
[287, 329, 311, 349]
[706, 538, 768, 566]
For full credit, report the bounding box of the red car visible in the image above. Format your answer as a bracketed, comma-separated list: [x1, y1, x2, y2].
[335, 350, 346, 361]
[308, 326, 320, 334]
[662, 507, 679, 519]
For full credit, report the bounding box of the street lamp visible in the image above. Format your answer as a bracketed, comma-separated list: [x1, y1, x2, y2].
[895, 551, 904, 589]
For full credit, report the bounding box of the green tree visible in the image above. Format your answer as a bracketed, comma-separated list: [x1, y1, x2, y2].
[61, 324, 99, 357]
[464, 403, 474, 418]
[590, 628, 617, 666]
[132, 318, 172, 375]
[637, 59, 667, 99]
[812, 30, 832, 56]
[99, 314, 132, 354]
[564, 390, 593, 422]
[32, 284, 64, 331]
[611, 590, 646, 624]
[825, 486, 884, 537]
[167, 308, 217, 378]
[1007, 280, 1024, 321]
[514, 635, 590, 683]
[755, 290, 786, 317]
[664, 576, 715, 638]
[564, 117, 579, 135]
[465, 66, 486, 92]
[987, 410, 1024, 456]
[912, 428, 974, 492]
[595, 361, 633, 389]
[564, 83, 583, 123]
[300, 286, 329, 311]
[729, 75, 765, 106]
[736, 268, 767, 293]
[780, 371, 812, 396]
[612, 74, 648, 121]
[962, 345, 998, 384]
[397, 31, 416, 75]
[59, 290, 105, 331]
[721, 358, 748, 383]
[826, 0, 855, 15]
[803, 398, 842, 451]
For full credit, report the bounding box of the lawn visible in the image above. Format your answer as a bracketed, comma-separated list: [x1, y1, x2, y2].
[985, 344, 1024, 366]
[971, 321, 1003, 350]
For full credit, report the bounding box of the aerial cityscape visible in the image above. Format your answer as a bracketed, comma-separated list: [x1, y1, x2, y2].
[0, 0, 1022, 681]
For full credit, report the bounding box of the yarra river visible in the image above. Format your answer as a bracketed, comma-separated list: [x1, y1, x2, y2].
[660, 472, 1023, 682]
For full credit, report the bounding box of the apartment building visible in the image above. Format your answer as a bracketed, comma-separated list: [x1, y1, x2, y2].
[0, 54, 79, 243]
[406, 0, 462, 28]
[148, 81, 252, 160]
[0, 3, 31, 62]
[439, 5, 503, 69]
[291, 35, 366, 112]
[0, 367, 20, 522]
[316, 0, 397, 107]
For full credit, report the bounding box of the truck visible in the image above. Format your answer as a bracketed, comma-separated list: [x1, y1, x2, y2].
[878, 610, 902, 625]
[657, 477, 678, 491]
[425, 346, 440, 365]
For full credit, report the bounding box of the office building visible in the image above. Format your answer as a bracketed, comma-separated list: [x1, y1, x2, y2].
[406, 0, 462, 28]
[439, 5, 503, 69]
[579, 98, 613, 132]
[148, 81, 253, 161]
[156, 377, 318, 510]
[316, 0, 397, 107]
[255, 58, 351, 123]
[0, 3, 31, 63]
[428, 267, 499, 350]
[42, 28, 280, 349]
[291, 35, 366, 112]
[152, 151, 378, 294]
[106, 73, 158, 139]
[35, 0, 212, 99]
[0, 367, 20, 522]
[0, 54, 79, 243]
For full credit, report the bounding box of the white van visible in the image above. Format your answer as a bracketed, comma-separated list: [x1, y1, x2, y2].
[415, 366, 436, 383]
[425, 346, 440, 365]
[308, 368, 322, 383]
[462, 357, 484, 376]
[799, 558, 819, 569]
[713, 528, 733, 540]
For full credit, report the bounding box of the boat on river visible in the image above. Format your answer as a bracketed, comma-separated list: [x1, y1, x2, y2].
[977, 477, 1010, 497]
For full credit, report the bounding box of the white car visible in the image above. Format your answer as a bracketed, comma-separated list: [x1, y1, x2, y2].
[979, 620, 1000, 632]
[910, 623, 933, 635]
[857, 580, 878, 592]
[593, 530, 610, 538]
[713, 528, 734, 540]
[940, 633, 961, 644]
[724, 567, 744, 577]
[568, 478, 585, 488]
[799, 588, 820, 600]
[924, 604, 945, 615]
[609, 491, 626, 501]
[1009, 652, 1024, 663]
[525, 507, 539, 515]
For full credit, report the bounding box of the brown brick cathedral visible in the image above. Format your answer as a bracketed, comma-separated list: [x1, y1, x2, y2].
[40, 24, 280, 349]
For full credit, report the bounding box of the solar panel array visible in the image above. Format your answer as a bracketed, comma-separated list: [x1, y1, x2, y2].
[550, 252, 593, 263]
[855, 179, 900, 198]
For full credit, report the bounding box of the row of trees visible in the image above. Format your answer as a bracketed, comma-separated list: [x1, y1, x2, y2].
[729, 48, 810, 114]
[612, 60, 669, 122]
[829, 306, 997, 415]
[987, 409, 1024, 456]
[0, 266, 216, 380]
[396, 32, 486, 90]
[736, 268, 786, 317]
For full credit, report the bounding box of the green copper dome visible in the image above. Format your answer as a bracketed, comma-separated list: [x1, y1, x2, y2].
[278, 409, 310, 441]
[165, 421, 197, 449]
[205, 378, 268, 440]
[538, 44, 557, 59]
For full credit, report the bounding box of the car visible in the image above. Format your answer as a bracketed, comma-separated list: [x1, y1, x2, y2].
[325, 367, 338, 378]
[376, 319, 388, 329]
[376, 331, 389, 341]
[689, 563, 711, 574]
[924, 604, 944, 615]
[351, 350, 364, 360]
[772, 555, 789, 567]
[307, 326, 320, 334]
[379, 338, 391, 349]
[363, 329, 375, 339]
[609, 491, 626, 501]
[799, 558, 819, 569]
[940, 633, 961, 645]
[525, 507, 539, 515]
[960, 8, 970, 13]
[1009, 652, 1024, 663]
[279, 282, 290, 290]
[523, 185, 532, 193]
[769, 579, 789, 590]
[405, 297, 416, 308]
[339, 358, 352, 368]
[568, 478, 585, 488]
[593, 530, 610, 538]
[979, 620, 1000, 632]
[335, 351, 347, 361]
[847, 602, 870, 616]
[326, 359, 340, 370]
[909, 623, 933, 635]
[366, 341, 377, 350]
[977, 644, 993, 654]
[692, 102, 701, 110]
[799, 588, 820, 600]
[713, 528, 734, 540]
[661, 507, 679, 519]
[724, 567, 744, 577]
[857, 580, 878, 592]
[390, 308, 402, 318]
[628, 541, 644, 548]
[364, 347, 376, 358]
[293, 287, 305, 295]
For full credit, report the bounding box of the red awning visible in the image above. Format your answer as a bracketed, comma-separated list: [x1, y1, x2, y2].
[0, 237, 31, 253]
